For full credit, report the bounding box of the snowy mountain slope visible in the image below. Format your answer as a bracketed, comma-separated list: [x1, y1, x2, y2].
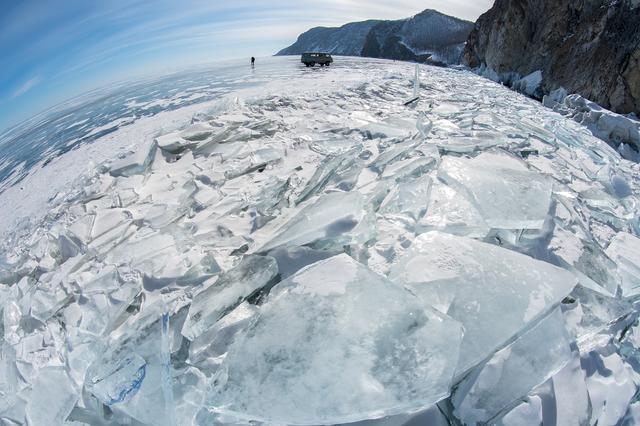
[1, 58, 640, 425]
[277, 9, 473, 64]
[362, 9, 473, 64]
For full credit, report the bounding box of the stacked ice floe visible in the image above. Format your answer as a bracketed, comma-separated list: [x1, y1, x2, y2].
[1, 62, 640, 426]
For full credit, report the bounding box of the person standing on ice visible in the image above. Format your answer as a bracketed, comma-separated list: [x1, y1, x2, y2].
[251, 57, 255, 67]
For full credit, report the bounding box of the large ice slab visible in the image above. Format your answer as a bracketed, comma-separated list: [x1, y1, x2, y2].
[389, 231, 577, 376]
[296, 147, 361, 204]
[438, 153, 552, 230]
[368, 139, 418, 174]
[204, 254, 463, 425]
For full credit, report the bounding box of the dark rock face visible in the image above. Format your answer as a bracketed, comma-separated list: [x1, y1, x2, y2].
[277, 10, 474, 65]
[464, 0, 640, 116]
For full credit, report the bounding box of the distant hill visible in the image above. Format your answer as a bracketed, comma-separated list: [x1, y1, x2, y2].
[276, 9, 474, 65]
[277, 20, 381, 57]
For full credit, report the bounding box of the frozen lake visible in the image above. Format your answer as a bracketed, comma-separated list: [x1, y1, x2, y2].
[1, 57, 640, 425]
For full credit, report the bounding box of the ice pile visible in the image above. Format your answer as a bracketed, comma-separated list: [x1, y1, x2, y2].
[1, 60, 640, 425]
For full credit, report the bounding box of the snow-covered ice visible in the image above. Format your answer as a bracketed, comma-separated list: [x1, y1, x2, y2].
[0, 57, 640, 425]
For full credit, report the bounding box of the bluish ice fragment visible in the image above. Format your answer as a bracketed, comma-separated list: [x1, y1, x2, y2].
[86, 353, 147, 405]
[379, 175, 432, 220]
[161, 313, 176, 426]
[368, 139, 418, 174]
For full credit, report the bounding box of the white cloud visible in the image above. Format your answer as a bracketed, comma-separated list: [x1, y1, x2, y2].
[12, 76, 42, 98]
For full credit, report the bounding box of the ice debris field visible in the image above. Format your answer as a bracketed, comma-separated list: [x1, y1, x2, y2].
[1, 57, 640, 425]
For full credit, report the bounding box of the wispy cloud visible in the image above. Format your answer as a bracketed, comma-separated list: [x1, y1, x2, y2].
[12, 76, 41, 98]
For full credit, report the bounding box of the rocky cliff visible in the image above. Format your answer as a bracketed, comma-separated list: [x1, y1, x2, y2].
[463, 0, 640, 116]
[277, 10, 474, 65]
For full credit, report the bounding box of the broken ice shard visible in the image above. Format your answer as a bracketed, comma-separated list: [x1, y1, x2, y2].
[418, 180, 490, 238]
[605, 232, 640, 297]
[430, 132, 507, 154]
[26, 367, 78, 426]
[182, 255, 278, 341]
[188, 301, 258, 365]
[268, 245, 337, 280]
[224, 147, 284, 180]
[109, 138, 157, 177]
[389, 231, 577, 376]
[205, 254, 462, 425]
[296, 147, 360, 204]
[160, 313, 177, 426]
[155, 131, 193, 154]
[0, 345, 19, 414]
[180, 122, 216, 141]
[379, 174, 432, 220]
[562, 284, 633, 352]
[368, 139, 418, 174]
[85, 353, 147, 405]
[258, 191, 375, 253]
[451, 308, 572, 424]
[548, 225, 620, 296]
[380, 155, 437, 183]
[438, 153, 552, 230]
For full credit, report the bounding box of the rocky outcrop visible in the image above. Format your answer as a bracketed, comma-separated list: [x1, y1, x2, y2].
[463, 0, 640, 116]
[277, 9, 474, 65]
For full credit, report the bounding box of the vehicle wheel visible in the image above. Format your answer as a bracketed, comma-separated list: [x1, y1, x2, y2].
[320, 63, 325, 67]
[326, 62, 331, 67]
[304, 62, 310, 67]
[310, 62, 315, 67]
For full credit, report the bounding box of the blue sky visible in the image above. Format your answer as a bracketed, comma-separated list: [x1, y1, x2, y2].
[0, 0, 492, 132]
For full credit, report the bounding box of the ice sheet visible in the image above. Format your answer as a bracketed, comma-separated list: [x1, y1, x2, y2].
[0, 57, 639, 425]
